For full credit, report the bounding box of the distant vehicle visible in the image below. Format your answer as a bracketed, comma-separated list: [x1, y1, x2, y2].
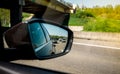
[58, 38, 67, 43]
[52, 39, 58, 44]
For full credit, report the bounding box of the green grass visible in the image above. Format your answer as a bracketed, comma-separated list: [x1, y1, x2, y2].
[84, 18, 120, 32]
[69, 16, 90, 26]
[22, 12, 32, 21]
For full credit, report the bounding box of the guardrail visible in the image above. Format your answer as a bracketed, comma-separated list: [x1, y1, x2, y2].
[69, 26, 120, 42]
[73, 31, 120, 42]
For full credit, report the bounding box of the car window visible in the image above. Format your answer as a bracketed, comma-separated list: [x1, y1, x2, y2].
[41, 23, 50, 42]
[28, 22, 47, 48]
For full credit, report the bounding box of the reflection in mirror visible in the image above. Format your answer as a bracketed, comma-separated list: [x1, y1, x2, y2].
[43, 23, 68, 54]
[28, 22, 68, 59]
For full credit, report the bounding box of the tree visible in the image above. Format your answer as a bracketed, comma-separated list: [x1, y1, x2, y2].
[115, 5, 120, 14]
[0, 8, 10, 27]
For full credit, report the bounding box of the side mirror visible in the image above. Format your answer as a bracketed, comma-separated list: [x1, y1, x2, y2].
[28, 20, 73, 59]
[4, 19, 73, 60]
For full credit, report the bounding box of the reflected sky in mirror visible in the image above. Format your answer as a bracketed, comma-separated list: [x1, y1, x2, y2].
[43, 23, 68, 37]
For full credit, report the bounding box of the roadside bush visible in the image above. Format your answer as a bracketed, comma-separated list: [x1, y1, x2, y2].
[69, 10, 94, 26]
[76, 11, 95, 18]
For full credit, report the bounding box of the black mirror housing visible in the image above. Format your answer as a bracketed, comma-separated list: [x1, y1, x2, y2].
[3, 19, 73, 60]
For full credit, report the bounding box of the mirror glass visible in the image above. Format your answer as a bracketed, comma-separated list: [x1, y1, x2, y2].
[43, 23, 68, 54]
[28, 22, 68, 58]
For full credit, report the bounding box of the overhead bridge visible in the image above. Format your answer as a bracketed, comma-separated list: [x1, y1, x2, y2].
[26, 0, 73, 13]
[0, 0, 73, 13]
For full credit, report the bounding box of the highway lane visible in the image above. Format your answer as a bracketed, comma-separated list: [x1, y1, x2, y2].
[12, 39, 120, 74]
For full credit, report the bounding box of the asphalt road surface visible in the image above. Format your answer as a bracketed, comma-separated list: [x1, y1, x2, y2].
[12, 39, 120, 74]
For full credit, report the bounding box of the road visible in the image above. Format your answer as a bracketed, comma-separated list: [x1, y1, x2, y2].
[12, 39, 120, 74]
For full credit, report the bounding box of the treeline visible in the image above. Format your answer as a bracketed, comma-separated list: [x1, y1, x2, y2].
[74, 4, 120, 20]
[85, 5, 120, 20]
[72, 5, 120, 20]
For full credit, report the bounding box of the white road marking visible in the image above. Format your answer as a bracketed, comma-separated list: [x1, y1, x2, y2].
[73, 42, 120, 50]
[0, 66, 20, 74]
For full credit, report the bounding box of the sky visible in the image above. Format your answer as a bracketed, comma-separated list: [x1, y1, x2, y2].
[65, 0, 120, 8]
[43, 23, 68, 37]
